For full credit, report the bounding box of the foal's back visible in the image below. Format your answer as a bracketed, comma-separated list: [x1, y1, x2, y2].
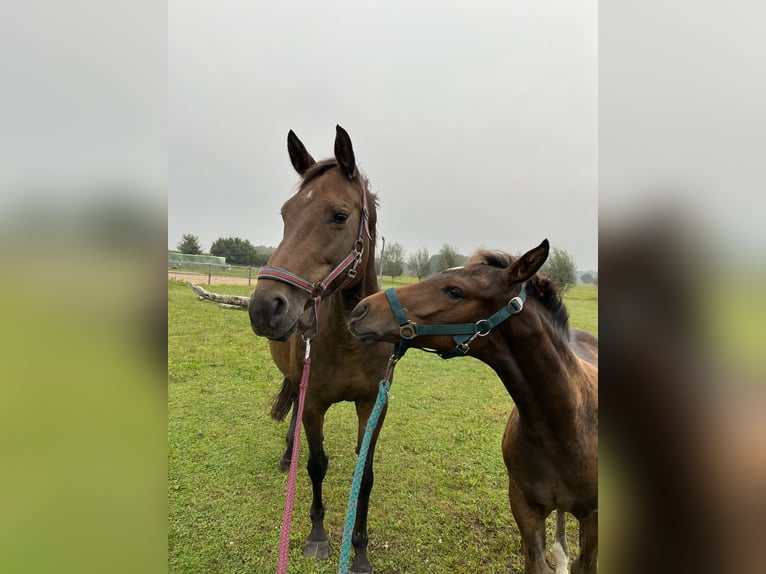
[571, 329, 598, 367]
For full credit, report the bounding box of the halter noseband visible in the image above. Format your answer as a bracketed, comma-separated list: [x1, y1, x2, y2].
[384, 285, 526, 359]
[256, 176, 371, 339]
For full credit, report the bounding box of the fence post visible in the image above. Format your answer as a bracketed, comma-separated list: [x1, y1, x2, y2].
[208, 264, 212, 284]
[248, 266, 252, 286]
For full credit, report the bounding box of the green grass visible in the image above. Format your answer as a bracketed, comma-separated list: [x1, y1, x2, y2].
[562, 284, 599, 336]
[168, 280, 598, 573]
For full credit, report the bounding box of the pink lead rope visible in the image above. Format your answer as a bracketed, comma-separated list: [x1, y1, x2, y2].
[275, 338, 312, 574]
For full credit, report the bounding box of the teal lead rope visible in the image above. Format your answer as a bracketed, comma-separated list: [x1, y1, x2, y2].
[338, 354, 399, 574]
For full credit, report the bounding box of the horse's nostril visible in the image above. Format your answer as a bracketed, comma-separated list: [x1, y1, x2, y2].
[272, 293, 287, 317]
[268, 293, 289, 328]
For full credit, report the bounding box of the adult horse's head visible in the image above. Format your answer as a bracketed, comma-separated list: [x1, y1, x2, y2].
[249, 125, 376, 341]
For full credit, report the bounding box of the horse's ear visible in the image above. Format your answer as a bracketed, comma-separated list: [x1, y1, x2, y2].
[287, 130, 316, 176]
[507, 239, 550, 284]
[334, 124, 357, 180]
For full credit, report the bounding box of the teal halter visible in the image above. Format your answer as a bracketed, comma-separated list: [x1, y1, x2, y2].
[384, 284, 527, 359]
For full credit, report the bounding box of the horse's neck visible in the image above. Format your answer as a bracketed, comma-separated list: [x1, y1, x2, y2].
[479, 312, 590, 438]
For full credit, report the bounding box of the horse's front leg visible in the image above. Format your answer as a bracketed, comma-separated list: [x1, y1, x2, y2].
[507, 475, 554, 574]
[278, 398, 298, 472]
[302, 403, 331, 560]
[349, 400, 388, 574]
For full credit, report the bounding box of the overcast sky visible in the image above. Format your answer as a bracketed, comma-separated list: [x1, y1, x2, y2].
[169, 0, 597, 270]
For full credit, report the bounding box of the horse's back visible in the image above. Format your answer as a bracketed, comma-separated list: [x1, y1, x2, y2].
[570, 329, 598, 368]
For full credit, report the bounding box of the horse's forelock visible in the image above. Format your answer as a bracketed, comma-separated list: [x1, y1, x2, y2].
[300, 159, 339, 187]
[299, 161, 377, 204]
[466, 249, 514, 268]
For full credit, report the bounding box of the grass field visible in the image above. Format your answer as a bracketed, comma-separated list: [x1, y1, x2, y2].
[168, 280, 598, 573]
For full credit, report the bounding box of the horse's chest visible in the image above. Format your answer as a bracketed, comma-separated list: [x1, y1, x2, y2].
[507, 439, 597, 513]
[305, 349, 387, 403]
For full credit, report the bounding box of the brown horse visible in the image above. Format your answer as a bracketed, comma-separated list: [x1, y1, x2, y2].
[348, 239, 598, 574]
[248, 126, 393, 573]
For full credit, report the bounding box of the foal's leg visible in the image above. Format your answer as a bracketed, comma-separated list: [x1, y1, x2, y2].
[572, 511, 597, 574]
[278, 398, 298, 472]
[507, 476, 554, 574]
[349, 399, 389, 574]
[301, 402, 331, 560]
[553, 510, 570, 574]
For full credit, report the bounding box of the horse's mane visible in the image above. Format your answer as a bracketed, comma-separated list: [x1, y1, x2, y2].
[468, 249, 570, 334]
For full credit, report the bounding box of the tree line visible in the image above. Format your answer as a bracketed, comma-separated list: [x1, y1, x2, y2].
[176, 233, 593, 290]
[176, 233, 272, 267]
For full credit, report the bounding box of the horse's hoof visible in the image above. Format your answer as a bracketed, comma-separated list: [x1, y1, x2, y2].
[350, 558, 373, 574]
[302, 539, 331, 560]
[277, 457, 290, 472]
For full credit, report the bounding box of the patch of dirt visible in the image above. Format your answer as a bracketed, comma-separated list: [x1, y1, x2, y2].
[167, 272, 255, 287]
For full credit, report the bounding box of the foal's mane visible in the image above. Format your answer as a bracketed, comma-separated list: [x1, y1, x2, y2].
[468, 249, 570, 334]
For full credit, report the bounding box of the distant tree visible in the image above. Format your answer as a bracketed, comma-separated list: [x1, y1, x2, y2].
[437, 244, 464, 271]
[540, 247, 577, 292]
[407, 247, 431, 280]
[581, 273, 594, 284]
[381, 242, 405, 281]
[593, 274, 598, 286]
[177, 233, 202, 255]
[209, 236, 264, 266]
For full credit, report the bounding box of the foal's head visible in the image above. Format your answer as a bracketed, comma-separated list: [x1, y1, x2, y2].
[249, 126, 376, 340]
[348, 240, 552, 354]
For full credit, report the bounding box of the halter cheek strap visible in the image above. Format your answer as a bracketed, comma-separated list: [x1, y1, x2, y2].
[385, 284, 526, 359]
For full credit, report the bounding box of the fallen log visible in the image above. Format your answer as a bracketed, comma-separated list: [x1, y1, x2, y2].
[190, 284, 249, 308]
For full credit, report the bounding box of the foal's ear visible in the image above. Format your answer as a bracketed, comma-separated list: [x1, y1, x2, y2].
[287, 130, 316, 175]
[334, 124, 357, 180]
[507, 239, 550, 284]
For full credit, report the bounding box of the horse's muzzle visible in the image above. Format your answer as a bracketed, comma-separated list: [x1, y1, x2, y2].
[248, 290, 298, 340]
[347, 301, 380, 340]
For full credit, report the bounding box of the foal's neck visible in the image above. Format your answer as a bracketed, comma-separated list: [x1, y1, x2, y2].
[478, 305, 586, 438]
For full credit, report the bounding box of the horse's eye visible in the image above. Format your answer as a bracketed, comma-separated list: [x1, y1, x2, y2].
[445, 286, 464, 300]
[331, 212, 349, 224]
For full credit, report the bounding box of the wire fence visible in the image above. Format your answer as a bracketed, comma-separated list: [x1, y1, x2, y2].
[167, 260, 261, 285]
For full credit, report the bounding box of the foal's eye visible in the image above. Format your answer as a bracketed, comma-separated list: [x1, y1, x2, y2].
[331, 212, 349, 224]
[444, 286, 464, 300]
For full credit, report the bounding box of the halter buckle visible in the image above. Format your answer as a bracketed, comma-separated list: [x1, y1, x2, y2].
[507, 296, 524, 314]
[399, 321, 418, 340]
